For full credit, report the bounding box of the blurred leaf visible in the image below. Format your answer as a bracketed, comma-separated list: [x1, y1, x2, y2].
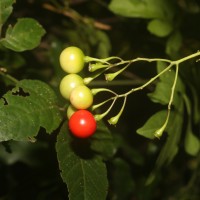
[157, 61, 185, 92]
[65, 25, 111, 58]
[113, 133, 144, 166]
[190, 84, 200, 124]
[0, 80, 62, 141]
[48, 38, 66, 83]
[166, 31, 182, 57]
[0, 0, 14, 27]
[136, 110, 167, 139]
[109, 0, 174, 19]
[110, 158, 135, 199]
[56, 122, 108, 200]
[0, 140, 48, 165]
[95, 30, 111, 58]
[90, 120, 116, 160]
[0, 18, 45, 51]
[183, 93, 200, 156]
[147, 19, 173, 37]
[184, 123, 200, 156]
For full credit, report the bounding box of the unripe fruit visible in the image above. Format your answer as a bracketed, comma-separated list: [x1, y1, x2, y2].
[67, 104, 77, 119]
[70, 85, 93, 109]
[59, 46, 85, 73]
[59, 74, 84, 99]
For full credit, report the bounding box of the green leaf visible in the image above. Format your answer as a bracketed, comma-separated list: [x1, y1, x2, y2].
[110, 158, 135, 199]
[147, 19, 173, 37]
[0, 80, 62, 141]
[90, 120, 116, 159]
[148, 61, 185, 108]
[148, 81, 181, 107]
[109, 0, 174, 19]
[157, 61, 185, 93]
[136, 110, 167, 139]
[184, 123, 200, 156]
[166, 31, 182, 57]
[0, 0, 14, 27]
[56, 122, 108, 200]
[156, 106, 184, 168]
[0, 18, 46, 51]
[95, 30, 111, 58]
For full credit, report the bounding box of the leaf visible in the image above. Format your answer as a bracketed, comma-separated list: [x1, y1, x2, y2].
[148, 81, 181, 107]
[0, 0, 14, 27]
[156, 61, 185, 93]
[0, 18, 46, 51]
[110, 158, 135, 199]
[156, 105, 184, 168]
[90, 120, 116, 159]
[109, 0, 174, 19]
[184, 125, 200, 156]
[56, 122, 108, 200]
[95, 30, 111, 58]
[166, 31, 182, 57]
[0, 80, 62, 141]
[148, 61, 185, 108]
[136, 110, 167, 139]
[147, 19, 173, 37]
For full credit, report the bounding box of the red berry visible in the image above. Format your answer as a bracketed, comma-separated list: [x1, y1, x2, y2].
[68, 110, 97, 138]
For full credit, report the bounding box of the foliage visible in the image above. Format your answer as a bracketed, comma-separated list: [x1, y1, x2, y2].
[0, 0, 200, 199]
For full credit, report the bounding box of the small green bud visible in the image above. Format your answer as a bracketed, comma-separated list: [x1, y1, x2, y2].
[105, 73, 116, 81]
[94, 114, 104, 121]
[108, 115, 119, 125]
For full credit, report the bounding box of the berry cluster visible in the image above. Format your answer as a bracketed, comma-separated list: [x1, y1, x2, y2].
[59, 46, 96, 138]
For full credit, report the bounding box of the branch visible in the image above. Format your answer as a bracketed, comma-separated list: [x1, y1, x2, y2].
[42, 3, 111, 30]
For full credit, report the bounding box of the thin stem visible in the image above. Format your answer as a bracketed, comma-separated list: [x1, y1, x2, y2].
[91, 88, 117, 96]
[176, 50, 200, 64]
[108, 96, 127, 125]
[123, 63, 174, 97]
[168, 64, 179, 111]
[94, 98, 117, 121]
[0, 68, 19, 84]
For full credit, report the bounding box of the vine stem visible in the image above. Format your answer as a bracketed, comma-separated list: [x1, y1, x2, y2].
[91, 50, 200, 126]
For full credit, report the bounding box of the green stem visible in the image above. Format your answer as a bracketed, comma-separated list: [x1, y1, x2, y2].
[0, 68, 19, 84]
[123, 63, 174, 97]
[155, 64, 179, 138]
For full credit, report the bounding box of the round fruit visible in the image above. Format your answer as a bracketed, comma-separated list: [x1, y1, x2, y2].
[59, 46, 85, 73]
[59, 74, 84, 99]
[67, 104, 77, 119]
[70, 85, 93, 109]
[69, 110, 97, 138]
